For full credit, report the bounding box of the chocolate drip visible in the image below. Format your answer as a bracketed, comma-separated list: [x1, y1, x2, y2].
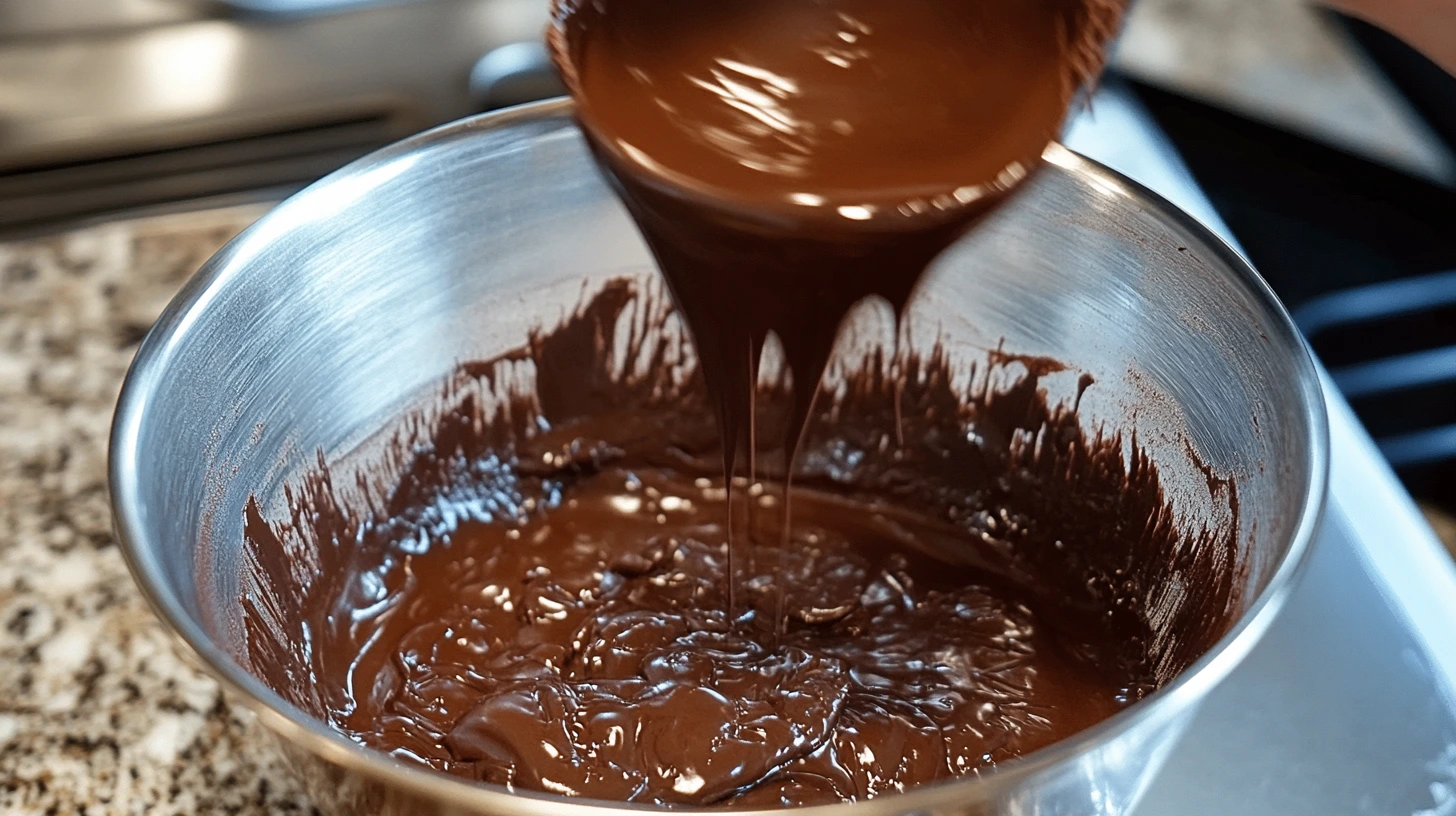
[549, 0, 1127, 561]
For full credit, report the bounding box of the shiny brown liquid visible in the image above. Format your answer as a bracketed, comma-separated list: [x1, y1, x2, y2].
[550, 0, 1124, 498]
[245, 283, 1242, 808]
[325, 467, 1122, 807]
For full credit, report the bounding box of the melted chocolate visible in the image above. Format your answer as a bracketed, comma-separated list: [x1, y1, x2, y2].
[548, 0, 1128, 527]
[324, 470, 1120, 806]
[238, 281, 1242, 808]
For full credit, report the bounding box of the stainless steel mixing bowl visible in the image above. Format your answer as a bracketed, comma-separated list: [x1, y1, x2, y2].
[110, 99, 1328, 816]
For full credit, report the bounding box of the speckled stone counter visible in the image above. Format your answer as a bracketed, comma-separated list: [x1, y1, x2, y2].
[0, 206, 315, 815]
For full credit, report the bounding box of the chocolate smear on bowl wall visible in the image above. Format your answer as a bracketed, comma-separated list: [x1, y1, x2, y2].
[236, 280, 1242, 807]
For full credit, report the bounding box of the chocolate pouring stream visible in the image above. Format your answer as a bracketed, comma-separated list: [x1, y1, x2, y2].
[547, 0, 1128, 598]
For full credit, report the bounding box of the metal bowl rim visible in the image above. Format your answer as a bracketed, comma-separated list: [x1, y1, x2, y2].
[108, 97, 1330, 815]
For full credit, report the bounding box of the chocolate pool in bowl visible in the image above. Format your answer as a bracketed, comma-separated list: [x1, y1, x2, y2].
[242, 282, 1216, 808]
[110, 100, 1327, 816]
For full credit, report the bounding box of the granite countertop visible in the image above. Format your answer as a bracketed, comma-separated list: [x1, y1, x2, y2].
[0, 206, 315, 814]
[1, 2, 1454, 813]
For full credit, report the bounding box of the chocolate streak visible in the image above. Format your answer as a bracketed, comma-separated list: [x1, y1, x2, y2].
[548, 0, 1129, 543]
[239, 280, 1242, 808]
